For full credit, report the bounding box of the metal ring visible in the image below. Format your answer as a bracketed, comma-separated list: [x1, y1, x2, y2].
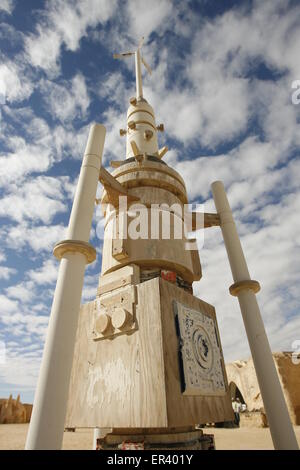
[229, 280, 261, 296]
[53, 239, 96, 264]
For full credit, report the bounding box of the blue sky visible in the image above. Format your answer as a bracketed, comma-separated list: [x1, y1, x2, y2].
[0, 0, 300, 403]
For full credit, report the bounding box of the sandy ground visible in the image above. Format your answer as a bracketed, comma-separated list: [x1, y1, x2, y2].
[0, 424, 300, 450]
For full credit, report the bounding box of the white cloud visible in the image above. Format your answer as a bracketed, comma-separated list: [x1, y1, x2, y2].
[0, 176, 68, 223]
[0, 294, 18, 314]
[134, 0, 300, 150]
[0, 62, 33, 102]
[0, 0, 15, 15]
[126, 0, 173, 40]
[25, 27, 62, 76]
[51, 123, 89, 161]
[100, 106, 128, 162]
[0, 349, 43, 391]
[82, 272, 99, 302]
[5, 223, 66, 253]
[25, 0, 118, 74]
[40, 74, 90, 123]
[97, 71, 129, 110]
[0, 135, 52, 188]
[6, 282, 35, 303]
[0, 266, 16, 280]
[27, 259, 59, 286]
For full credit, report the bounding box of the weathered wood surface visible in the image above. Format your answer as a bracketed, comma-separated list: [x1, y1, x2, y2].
[100, 210, 200, 283]
[97, 264, 140, 296]
[66, 279, 168, 428]
[111, 158, 186, 188]
[114, 171, 187, 204]
[158, 279, 233, 426]
[66, 278, 233, 428]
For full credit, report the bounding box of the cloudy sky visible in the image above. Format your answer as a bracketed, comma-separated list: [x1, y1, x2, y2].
[0, 0, 299, 403]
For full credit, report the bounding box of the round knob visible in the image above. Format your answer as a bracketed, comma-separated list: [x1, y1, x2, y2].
[144, 129, 153, 141]
[129, 96, 137, 106]
[95, 314, 111, 334]
[112, 308, 132, 330]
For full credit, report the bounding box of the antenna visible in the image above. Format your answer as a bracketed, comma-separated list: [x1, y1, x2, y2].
[113, 37, 152, 100]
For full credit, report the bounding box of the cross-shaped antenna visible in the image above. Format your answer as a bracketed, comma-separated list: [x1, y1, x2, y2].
[113, 37, 152, 100]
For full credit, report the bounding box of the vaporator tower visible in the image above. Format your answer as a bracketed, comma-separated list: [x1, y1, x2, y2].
[65, 40, 233, 449]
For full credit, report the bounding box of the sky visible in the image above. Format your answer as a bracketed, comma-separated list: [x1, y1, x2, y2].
[0, 0, 299, 404]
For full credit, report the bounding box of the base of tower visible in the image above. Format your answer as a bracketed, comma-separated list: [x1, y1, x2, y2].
[95, 427, 215, 450]
[66, 277, 233, 428]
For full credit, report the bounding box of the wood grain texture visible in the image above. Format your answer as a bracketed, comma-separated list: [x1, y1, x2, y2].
[111, 158, 186, 188]
[101, 188, 184, 220]
[100, 210, 198, 282]
[114, 171, 188, 204]
[158, 279, 233, 426]
[97, 264, 140, 296]
[66, 278, 233, 429]
[66, 278, 168, 428]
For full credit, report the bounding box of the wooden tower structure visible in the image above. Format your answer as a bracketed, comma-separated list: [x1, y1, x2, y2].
[65, 39, 233, 449]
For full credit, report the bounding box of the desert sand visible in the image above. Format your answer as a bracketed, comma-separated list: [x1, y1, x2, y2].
[0, 424, 300, 450]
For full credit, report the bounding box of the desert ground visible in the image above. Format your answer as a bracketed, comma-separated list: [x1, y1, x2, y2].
[0, 424, 300, 450]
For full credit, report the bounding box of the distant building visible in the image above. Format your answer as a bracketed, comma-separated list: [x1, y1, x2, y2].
[226, 352, 300, 425]
[0, 394, 32, 424]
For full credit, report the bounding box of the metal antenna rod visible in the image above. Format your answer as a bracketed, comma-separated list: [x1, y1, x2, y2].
[135, 47, 143, 99]
[113, 37, 152, 101]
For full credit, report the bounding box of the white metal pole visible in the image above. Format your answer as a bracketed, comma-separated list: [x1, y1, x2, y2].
[135, 48, 143, 100]
[25, 124, 106, 450]
[211, 180, 298, 450]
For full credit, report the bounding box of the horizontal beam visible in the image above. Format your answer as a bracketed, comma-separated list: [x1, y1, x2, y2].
[191, 212, 220, 230]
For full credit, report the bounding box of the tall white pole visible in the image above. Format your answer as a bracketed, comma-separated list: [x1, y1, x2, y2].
[25, 124, 106, 450]
[135, 48, 143, 100]
[211, 180, 298, 450]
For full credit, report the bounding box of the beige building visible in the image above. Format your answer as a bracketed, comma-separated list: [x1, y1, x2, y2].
[0, 394, 32, 424]
[226, 352, 300, 425]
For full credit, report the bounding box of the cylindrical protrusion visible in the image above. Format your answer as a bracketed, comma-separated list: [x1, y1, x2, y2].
[129, 96, 137, 106]
[211, 180, 298, 450]
[25, 123, 106, 450]
[126, 100, 159, 159]
[95, 313, 111, 334]
[112, 308, 132, 330]
[66, 124, 106, 241]
[128, 120, 136, 130]
[144, 129, 153, 141]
